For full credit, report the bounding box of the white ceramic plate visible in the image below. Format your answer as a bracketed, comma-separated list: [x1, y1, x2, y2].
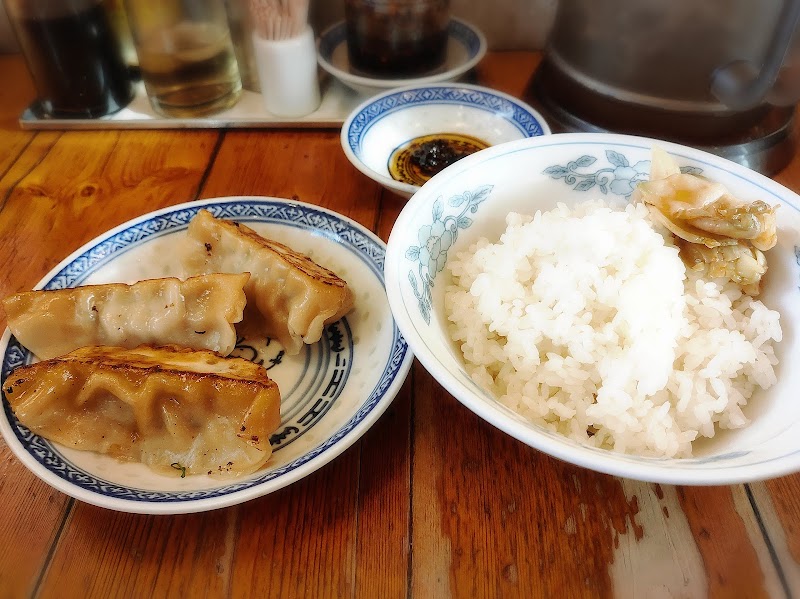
[0, 197, 413, 514]
[385, 133, 800, 485]
[317, 18, 487, 97]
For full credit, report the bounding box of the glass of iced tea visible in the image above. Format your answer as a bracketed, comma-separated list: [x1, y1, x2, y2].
[4, 0, 134, 119]
[124, 0, 242, 117]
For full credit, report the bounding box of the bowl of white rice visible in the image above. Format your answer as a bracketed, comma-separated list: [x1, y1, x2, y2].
[384, 132, 800, 484]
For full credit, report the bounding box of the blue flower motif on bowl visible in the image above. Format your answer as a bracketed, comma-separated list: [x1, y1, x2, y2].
[795, 246, 800, 288]
[404, 184, 493, 323]
[417, 219, 454, 277]
[347, 86, 547, 157]
[544, 150, 702, 197]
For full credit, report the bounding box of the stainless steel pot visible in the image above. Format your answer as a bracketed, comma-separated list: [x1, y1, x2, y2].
[528, 0, 800, 172]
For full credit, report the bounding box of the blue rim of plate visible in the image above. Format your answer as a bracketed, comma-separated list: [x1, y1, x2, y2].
[0, 197, 413, 511]
[345, 84, 550, 158]
[318, 18, 483, 69]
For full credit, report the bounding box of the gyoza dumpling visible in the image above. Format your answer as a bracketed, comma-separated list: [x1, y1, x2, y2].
[4, 344, 281, 477]
[185, 210, 354, 355]
[3, 273, 249, 360]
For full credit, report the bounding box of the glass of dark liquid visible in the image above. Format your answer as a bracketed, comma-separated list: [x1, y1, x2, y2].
[344, 0, 450, 78]
[5, 0, 134, 118]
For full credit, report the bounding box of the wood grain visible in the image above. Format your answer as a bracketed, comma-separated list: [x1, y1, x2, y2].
[32, 127, 393, 598]
[37, 507, 238, 599]
[765, 474, 800, 564]
[0, 130, 219, 299]
[608, 480, 708, 598]
[188, 130, 399, 598]
[0, 126, 70, 599]
[351, 190, 414, 599]
[408, 362, 785, 598]
[476, 52, 541, 98]
[0, 448, 72, 599]
[353, 380, 412, 599]
[229, 451, 360, 598]
[9, 129, 220, 598]
[0, 130, 33, 191]
[37, 433, 366, 599]
[0, 132, 60, 209]
[199, 130, 383, 231]
[0, 55, 36, 182]
[677, 486, 778, 598]
[752, 477, 800, 594]
[411, 363, 624, 598]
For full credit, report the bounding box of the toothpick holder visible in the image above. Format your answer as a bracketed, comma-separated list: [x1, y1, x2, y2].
[253, 25, 321, 118]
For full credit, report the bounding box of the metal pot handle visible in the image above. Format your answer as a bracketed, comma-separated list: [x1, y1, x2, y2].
[711, 0, 800, 109]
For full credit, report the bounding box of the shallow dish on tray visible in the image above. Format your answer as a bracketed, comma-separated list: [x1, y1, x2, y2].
[317, 18, 487, 97]
[341, 83, 550, 198]
[0, 197, 413, 514]
[384, 132, 800, 485]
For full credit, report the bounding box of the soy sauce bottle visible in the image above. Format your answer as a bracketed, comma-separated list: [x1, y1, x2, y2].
[344, 0, 450, 77]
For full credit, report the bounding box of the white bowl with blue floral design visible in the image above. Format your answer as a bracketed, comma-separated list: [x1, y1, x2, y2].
[341, 83, 550, 198]
[384, 132, 800, 485]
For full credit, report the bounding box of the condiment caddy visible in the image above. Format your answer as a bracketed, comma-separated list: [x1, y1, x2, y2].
[10, 0, 487, 130]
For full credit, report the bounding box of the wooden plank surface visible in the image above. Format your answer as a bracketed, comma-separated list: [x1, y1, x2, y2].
[351, 191, 414, 599]
[0, 449, 72, 599]
[0, 56, 74, 599]
[0, 51, 798, 599]
[409, 364, 786, 598]
[754, 477, 800, 593]
[0, 56, 35, 182]
[199, 129, 383, 229]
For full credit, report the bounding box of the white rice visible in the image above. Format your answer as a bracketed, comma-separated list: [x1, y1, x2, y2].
[445, 200, 781, 458]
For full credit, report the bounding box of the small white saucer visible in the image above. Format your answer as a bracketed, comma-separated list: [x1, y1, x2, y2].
[317, 18, 487, 97]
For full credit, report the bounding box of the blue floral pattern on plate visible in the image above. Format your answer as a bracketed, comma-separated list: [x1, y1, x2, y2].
[543, 150, 703, 197]
[405, 185, 493, 323]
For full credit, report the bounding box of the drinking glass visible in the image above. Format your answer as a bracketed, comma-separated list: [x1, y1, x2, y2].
[344, 0, 450, 77]
[124, 0, 242, 117]
[4, 0, 134, 118]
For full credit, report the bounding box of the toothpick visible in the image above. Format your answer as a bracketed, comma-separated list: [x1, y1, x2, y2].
[249, 0, 309, 40]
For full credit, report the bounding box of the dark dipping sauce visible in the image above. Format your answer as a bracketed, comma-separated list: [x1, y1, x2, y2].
[389, 133, 489, 186]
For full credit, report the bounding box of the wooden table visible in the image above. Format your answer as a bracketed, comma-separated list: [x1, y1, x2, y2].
[0, 52, 799, 599]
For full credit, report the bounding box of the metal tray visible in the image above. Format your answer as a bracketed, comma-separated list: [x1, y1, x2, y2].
[19, 77, 363, 130]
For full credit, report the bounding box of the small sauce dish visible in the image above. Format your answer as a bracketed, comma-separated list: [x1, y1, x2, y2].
[341, 83, 550, 198]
